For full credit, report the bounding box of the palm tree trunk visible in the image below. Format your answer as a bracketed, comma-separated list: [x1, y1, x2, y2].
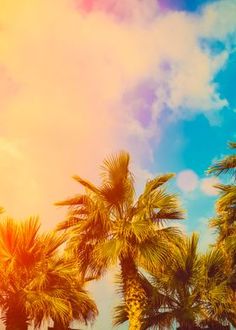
[120, 256, 148, 330]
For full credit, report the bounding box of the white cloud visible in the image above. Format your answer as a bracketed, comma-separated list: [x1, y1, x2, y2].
[200, 0, 236, 42]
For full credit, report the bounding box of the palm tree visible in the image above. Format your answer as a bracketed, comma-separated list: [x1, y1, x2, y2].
[0, 217, 97, 330]
[113, 234, 236, 329]
[208, 141, 236, 292]
[56, 151, 184, 330]
[114, 234, 203, 330]
[207, 141, 236, 244]
[209, 184, 236, 244]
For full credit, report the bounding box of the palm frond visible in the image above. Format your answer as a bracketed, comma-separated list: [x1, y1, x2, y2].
[40, 231, 67, 256]
[113, 303, 128, 326]
[130, 216, 154, 243]
[229, 141, 236, 149]
[153, 210, 185, 221]
[208, 155, 236, 177]
[73, 175, 100, 194]
[18, 217, 41, 246]
[99, 151, 134, 209]
[26, 291, 72, 327]
[224, 234, 236, 256]
[93, 238, 123, 267]
[0, 218, 19, 262]
[56, 218, 80, 230]
[142, 311, 176, 330]
[138, 237, 170, 270]
[100, 151, 131, 185]
[55, 194, 92, 207]
[155, 226, 184, 246]
[143, 173, 175, 196]
[215, 185, 236, 213]
[202, 247, 226, 281]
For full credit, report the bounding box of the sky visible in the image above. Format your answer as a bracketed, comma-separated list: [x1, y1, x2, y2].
[0, 0, 235, 329]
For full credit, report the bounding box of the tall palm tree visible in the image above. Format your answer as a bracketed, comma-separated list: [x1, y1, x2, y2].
[114, 234, 236, 329]
[56, 151, 184, 330]
[0, 217, 97, 330]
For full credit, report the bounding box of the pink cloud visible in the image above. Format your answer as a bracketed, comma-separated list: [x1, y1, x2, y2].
[176, 170, 199, 193]
[200, 177, 220, 196]
[75, 0, 158, 21]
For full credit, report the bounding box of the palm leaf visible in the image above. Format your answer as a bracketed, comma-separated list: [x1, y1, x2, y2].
[100, 151, 131, 185]
[113, 303, 128, 326]
[208, 156, 236, 177]
[0, 218, 19, 262]
[73, 175, 100, 194]
[229, 141, 236, 149]
[40, 231, 67, 256]
[55, 194, 92, 206]
[99, 151, 134, 208]
[143, 173, 175, 196]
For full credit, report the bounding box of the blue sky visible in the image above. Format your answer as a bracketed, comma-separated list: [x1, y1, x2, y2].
[154, 28, 236, 234]
[159, 0, 218, 11]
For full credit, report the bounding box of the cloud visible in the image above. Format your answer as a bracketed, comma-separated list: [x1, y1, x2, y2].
[176, 170, 199, 193]
[200, 0, 236, 42]
[0, 0, 235, 227]
[176, 171, 221, 197]
[76, 0, 159, 22]
[200, 176, 220, 196]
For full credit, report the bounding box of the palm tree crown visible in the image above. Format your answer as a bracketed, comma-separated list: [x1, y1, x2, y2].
[0, 216, 97, 330]
[113, 234, 236, 329]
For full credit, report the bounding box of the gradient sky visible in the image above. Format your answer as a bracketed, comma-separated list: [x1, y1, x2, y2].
[0, 0, 235, 329]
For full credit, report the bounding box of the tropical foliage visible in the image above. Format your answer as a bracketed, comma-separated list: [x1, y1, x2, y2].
[0, 144, 235, 329]
[208, 142, 236, 292]
[0, 217, 97, 330]
[114, 233, 236, 329]
[56, 151, 184, 329]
